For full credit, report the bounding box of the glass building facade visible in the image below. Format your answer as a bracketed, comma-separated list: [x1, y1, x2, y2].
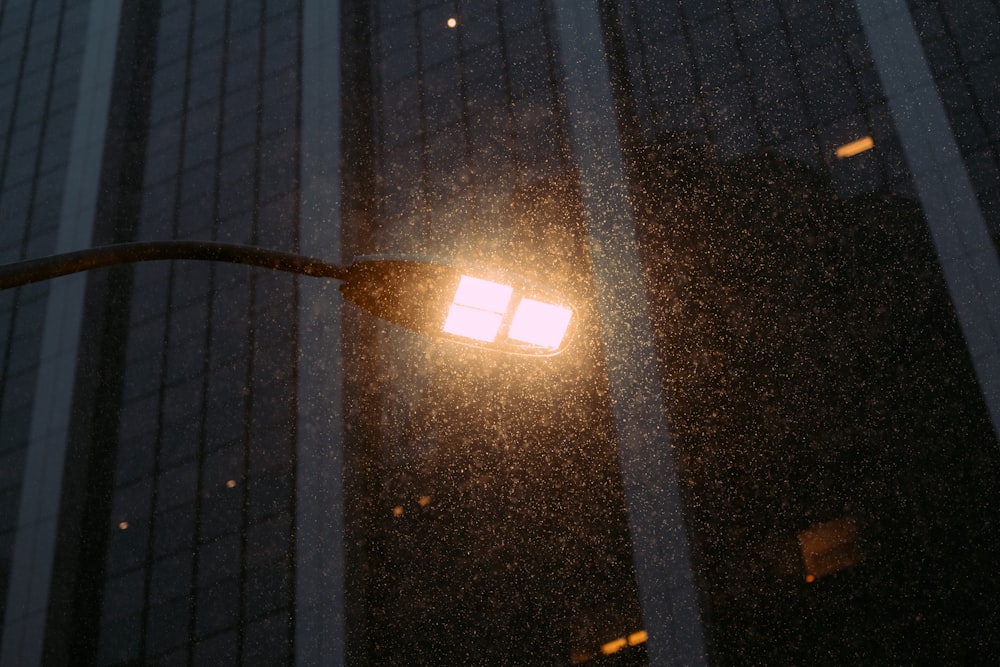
[0, 0, 999, 665]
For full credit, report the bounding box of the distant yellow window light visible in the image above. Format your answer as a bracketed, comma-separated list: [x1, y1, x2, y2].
[601, 637, 627, 655]
[447, 17, 457, 28]
[836, 136, 874, 158]
[627, 630, 648, 646]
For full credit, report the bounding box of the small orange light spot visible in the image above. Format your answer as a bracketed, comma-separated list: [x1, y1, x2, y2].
[627, 630, 648, 646]
[418, 495, 431, 507]
[806, 574, 816, 583]
[226, 479, 237, 489]
[392, 506, 404, 517]
[601, 637, 627, 655]
[447, 17, 457, 28]
[118, 521, 129, 530]
[835, 136, 874, 158]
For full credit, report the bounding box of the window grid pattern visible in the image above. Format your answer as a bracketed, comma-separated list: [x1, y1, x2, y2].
[619, 0, 912, 199]
[370, 0, 573, 260]
[0, 0, 89, 634]
[96, 1, 301, 664]
[906, 0, 1000, 240]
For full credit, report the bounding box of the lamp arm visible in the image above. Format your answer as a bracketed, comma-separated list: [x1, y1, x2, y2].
[0, 241, 350, 290]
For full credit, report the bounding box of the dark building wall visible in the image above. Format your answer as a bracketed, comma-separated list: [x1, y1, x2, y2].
[601, 0, 1000, 661]
[605, 0, 1000, 267]
[81, 1, 303, 663]
[44, 2, 161, 662]
[366, 0, 575, 259]
[906, 0, 1000, 239]
[0, 0, 92, 637]
[605, 0, 908, 198]
[632, 145, 1000, 663]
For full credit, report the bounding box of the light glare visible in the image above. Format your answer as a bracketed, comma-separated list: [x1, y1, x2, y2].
[508, 298, 573, 349]
[443, 304, 503, 342]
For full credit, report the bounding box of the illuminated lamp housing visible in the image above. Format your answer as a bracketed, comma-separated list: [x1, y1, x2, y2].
[340, 256, 577, 356]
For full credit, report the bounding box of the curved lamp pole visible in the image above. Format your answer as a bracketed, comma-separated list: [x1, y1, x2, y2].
[0, 241, 578, 356]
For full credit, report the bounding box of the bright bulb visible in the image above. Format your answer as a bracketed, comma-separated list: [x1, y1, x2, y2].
[452, 275, 513, 312]
[443, 275, 512, 342]
[442, 274, 572, 352]
[443, 304, 503, 342]
[508, 298, 573, 349]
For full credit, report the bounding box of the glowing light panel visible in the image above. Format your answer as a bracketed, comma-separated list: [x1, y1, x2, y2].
[443, 304, 503, 342]
[508, 298, 573, 349]
[443, 276, 512, 342]
[441, 274, 573, 352]
[453, 275, 512, 311]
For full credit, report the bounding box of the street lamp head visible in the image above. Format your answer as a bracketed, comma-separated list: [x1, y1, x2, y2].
[0, 242, 579, 356]
[341, 256, 577, 356]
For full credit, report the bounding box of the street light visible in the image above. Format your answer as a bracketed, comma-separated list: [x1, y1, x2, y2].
[0, 241, 577, 356]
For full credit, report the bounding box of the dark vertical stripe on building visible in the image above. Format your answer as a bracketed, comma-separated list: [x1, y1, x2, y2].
[48, 1, 161, 664]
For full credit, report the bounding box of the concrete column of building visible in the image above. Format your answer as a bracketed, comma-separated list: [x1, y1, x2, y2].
[856, 0, 1000, 440]
[296, 1, 346, 665]
[0, 3, 123, 665]
[550, 2, 709, 665]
